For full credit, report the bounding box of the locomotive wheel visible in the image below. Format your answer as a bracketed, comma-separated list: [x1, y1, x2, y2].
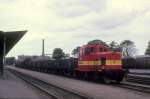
[74, 71, 80, 78]
[116, 74, 126, 84]
[87, 72, 94, 80]
[75, 71, 84, 79]
[102, 76, 111, 84]
[115, 70, 127, 84]
[94, 72, 99, 81]
[115, 79, 122, 84]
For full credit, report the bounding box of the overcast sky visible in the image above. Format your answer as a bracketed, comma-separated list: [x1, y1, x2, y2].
[0, 0, 150, 57]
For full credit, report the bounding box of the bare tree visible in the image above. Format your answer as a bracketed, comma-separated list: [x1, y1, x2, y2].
[120, 40, 137, 57]
[109, 41, 121, 52]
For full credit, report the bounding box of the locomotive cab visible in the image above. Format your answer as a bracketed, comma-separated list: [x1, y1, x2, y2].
[77, 44, 125, 83]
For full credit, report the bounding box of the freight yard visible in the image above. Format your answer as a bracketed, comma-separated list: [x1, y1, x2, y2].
[1, 1, 150, 99]
[1, 31, 150, 99]
[0, 29, 150, 99]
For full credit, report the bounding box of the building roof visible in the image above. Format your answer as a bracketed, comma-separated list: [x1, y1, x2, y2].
[0, 31, 27, 57]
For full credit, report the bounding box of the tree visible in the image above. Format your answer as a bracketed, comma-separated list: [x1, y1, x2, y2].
[120, 40, 137, 57]
[72, 46, 80, 56]
[52, 48, 65, 59]
[145, 41, 150, 55]
[87, 39, 108, 46]
[109, 41, 121, 52]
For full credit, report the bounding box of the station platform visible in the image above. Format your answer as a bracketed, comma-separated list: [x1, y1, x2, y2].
[7, 66, 150, 99]
[0, 68, 50, 99]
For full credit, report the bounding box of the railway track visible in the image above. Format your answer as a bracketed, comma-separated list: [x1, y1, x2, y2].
[8, 69, 89, 99]
[126, 74, 150, 85]
[113, 74, 150, 93]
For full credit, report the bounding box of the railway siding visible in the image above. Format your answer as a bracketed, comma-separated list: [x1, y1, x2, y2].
[119, 82, 150, 93]
[126, 74, 150, 85]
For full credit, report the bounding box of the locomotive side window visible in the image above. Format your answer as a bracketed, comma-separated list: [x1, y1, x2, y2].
[99, 48, 104, 52]
[85, 47, 90, 55]
[90, 47, 95, 53]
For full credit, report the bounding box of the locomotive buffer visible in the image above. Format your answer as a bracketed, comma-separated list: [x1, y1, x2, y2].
[0, 31, 27, 76]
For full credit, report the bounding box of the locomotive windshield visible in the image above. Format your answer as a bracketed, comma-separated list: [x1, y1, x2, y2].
[84, 47, 95, 55]
[83, 45, 108, 55]
[99, 47, 107, 52]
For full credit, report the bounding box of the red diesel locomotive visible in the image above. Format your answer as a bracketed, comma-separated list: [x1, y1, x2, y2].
[76, 44, 125, 83]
